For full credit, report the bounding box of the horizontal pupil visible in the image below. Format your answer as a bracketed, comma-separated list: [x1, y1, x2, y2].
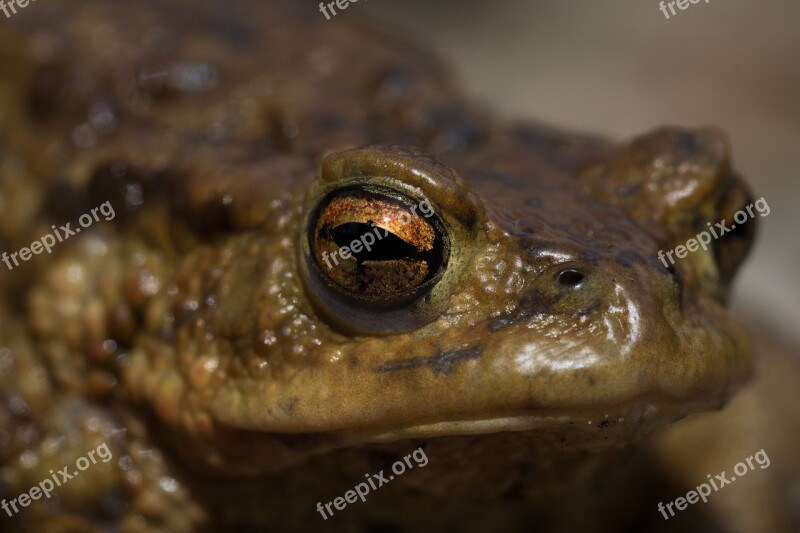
[331, 223, 418, 260]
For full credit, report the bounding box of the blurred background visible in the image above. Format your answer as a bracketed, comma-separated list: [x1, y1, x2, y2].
[355, 1, 800, 531]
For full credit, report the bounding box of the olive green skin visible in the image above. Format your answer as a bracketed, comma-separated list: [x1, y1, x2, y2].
[0, 0, 755, 530]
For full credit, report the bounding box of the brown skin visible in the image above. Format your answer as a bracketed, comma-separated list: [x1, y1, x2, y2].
[0, 0, 757, 530]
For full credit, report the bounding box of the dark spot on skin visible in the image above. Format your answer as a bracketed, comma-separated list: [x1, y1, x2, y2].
[107, 304, 137, 349]
[598, 420, 609, 429]
[614, 249, 642, 267]
[511, 124, 553, 148]
[615, 184, 641, 197]
[368, 68, 485, 152]
[87, 162, 146, 224]
[488, 316, 514, 333]
[264, 108, 296, 153]
[207, 18, 257, 49]
[376, 346, 482, 375]
[510, 124, 608, 172]
[473, 169, 525, 191]
[677, 131, 700, 154]
[171, 3, 258, 50]
[425, 105, 485, 153]
[523, 399, 544, 411]
[582, 250, 603, 262]
[42, 181, 90, 224]
[525, 197, 543, 208]
[173, 299, 202, 328]
[282, 397, 299, 415]
[308, 111, 346, 134]
[489, 288, 559, 332]
[27, 62, 68, 120]
[166, 167, 248, 235]
[370, 67, 416, 107]
[575, 304, 599, 317]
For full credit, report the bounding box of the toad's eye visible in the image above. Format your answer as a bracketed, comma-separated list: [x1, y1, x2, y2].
[713, 182, 757, 288]
[309, 187, 449, 306]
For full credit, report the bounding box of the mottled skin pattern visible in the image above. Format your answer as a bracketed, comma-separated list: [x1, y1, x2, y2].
[0, 0, 758, 531]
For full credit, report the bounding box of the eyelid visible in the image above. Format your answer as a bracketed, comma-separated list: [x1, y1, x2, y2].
[314, 190, 436, 253]
[316, 145, 483, 232]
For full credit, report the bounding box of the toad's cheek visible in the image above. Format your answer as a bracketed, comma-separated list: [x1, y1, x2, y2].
[476, 277, 751, 414]
[657, 294, 753, 400]
[209, 292, 748, 454]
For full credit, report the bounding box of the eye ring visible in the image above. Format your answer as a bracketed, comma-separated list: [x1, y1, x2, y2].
[308, 186, 449, 308]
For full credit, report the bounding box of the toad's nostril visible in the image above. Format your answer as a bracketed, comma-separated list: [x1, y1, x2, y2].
[556, 269, 585, 287]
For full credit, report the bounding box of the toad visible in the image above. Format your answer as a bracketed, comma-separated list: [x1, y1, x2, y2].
[0, 0, 757, 530]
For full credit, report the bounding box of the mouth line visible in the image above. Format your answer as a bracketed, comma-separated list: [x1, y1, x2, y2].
[343, 395, 721, 445]
[364, 415, 568, 442]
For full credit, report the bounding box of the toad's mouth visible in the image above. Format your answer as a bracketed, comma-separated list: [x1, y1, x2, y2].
[188, 278, 752, 476]
[316, 393, 731, 452]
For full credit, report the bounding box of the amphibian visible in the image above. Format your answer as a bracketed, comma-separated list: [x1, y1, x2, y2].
[0, 0, 758, 530]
